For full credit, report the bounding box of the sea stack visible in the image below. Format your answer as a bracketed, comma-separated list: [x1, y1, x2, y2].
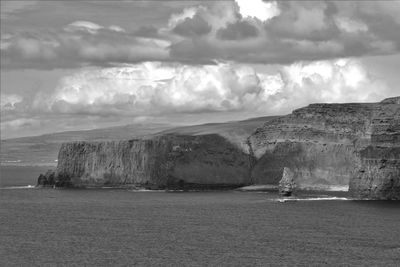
[36, 170, 56, 187]
[279, 167, 296, 196]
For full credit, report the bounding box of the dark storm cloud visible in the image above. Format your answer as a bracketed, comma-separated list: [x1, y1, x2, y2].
[1, 1, 400, 68]
[174, 0, 400, 64]
[173, 13, 212, 37]
[1, 25, 170, 69]
[217, 21, 259, 40]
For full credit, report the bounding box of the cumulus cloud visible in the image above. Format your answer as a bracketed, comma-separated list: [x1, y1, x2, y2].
[2, 58, 394, 138]
[35, 59, 390, 118]
[1, 94, 23, 111]
[167, 1, 399, 64]
[235, 0, 280, 21]
[46, 62, 263, 116]
[173, 13, 212, 37]
[268, 59, 389, 113]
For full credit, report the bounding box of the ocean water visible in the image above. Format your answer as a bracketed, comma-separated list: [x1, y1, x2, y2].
[0, 166, 50, 187]
[1, 168, 400, 266]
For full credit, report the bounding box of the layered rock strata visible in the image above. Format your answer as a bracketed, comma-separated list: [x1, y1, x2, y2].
[248, 103, 375, 188]
[248, 97, 400, 197]
[349, 97, 400, 199]
[53, 134, 252, 189]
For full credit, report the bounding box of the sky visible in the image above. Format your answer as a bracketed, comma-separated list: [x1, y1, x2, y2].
[1, 0, 400, 139]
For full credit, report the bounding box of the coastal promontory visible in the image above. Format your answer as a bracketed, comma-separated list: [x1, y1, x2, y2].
[42, 97, 399, 199]
[53, 134, 252, 189]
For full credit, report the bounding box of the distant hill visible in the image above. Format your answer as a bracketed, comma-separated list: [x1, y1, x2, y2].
[0, 116, 275, 166]
[157, 116, 277, 151]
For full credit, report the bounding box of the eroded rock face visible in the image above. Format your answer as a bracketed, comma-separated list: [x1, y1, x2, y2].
[279, 167, 295, 196]
[349, 98, 400, 199]
[349, 147, 400, 199]
[248, 103, 375, 188]
[54, 134, 252, 189]
[249, 97, 400, 197]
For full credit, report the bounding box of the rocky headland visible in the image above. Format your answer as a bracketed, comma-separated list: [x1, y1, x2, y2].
[43, 134, 252, 189]
[39, 97, 399, 199]
[248, 96, 399, 199]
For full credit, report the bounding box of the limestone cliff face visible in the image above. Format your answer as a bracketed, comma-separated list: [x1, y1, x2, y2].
[53, 97, 399, 198]
[248, 97, 400, 193]
[349, 147, 400, 199]
[55, 134, 252, 188]
[349, 97, 400, 199]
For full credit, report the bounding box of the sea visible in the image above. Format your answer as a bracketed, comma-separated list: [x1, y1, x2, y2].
[1, 166, 399, 266]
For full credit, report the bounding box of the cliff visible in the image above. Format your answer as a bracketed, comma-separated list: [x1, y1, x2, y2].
[248, 97, 400, 196]
[1, 117, 270, 166]
[50, 97, 399, 198]
[349, 97, 400, 199]
[54, 134, 252, 189]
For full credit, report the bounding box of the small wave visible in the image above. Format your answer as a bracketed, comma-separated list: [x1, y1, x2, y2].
[131, 189, 166, 192]
[2, 160, 22, 163]
[275, 197, 350, 202]
[298, 185, 349, 192]
[0, 185, 35, 190]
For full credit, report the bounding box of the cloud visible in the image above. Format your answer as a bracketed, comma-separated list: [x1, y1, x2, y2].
[0, 1, 37, 18]
[168, 6, 198, 29]
[109, 25, 125, 33]
[1, 94, 23, 111]
[269, 59, 388, 112]
[270, 2, 329, 37]
[2, 1, 400, 68]
[134, 26, 159, 38]
[1, 118, 38, 131]
[2, 58, 395, 138]
[172, 0, 400, 64]
[65, 20, 126, 34]
[32, 59, 390, 118]
[1, 21, 168, 69]
[45, 62, 264, 116]
[334, 17, 368, 33]
[235, 0, 280, 21]
[173, 13, 212, 37]
[65, 21, 104, 34]
[217, 21, 259, 40]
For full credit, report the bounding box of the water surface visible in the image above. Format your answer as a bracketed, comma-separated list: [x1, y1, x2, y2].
[0, 165, 50, 187]
[1, 188, 399, 266]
